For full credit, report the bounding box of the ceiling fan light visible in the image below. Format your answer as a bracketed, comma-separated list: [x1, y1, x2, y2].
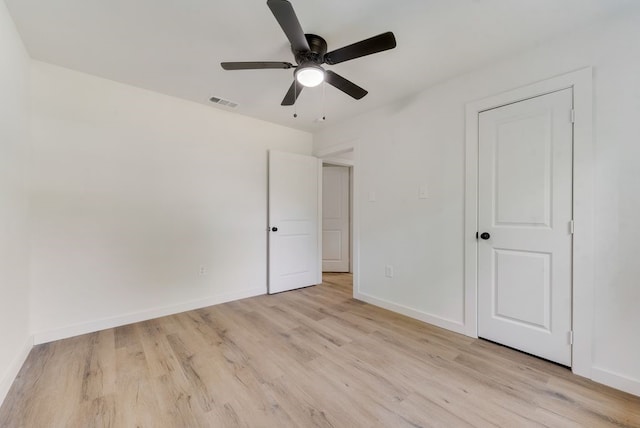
[295, 65, 325, 87]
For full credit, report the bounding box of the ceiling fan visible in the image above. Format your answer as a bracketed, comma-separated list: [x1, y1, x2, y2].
[221, 0, 397, 106]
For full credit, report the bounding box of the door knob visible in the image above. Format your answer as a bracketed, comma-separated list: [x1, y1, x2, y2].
[271, 226, 278, 232]
[480, 232, 490, 240]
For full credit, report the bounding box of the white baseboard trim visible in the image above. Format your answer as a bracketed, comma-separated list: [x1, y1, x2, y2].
[0, 335, 33, 406]
[354, 290, 466, 335]
[33, 287, 265, 345]
[591, 366, 640, 397]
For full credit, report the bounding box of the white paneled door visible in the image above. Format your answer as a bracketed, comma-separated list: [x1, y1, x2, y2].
[268, 151, 321, 294]
[322, 165, 350, 272]
[477, 88, 574, 366]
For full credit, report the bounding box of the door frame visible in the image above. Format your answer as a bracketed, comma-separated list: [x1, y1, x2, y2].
[464, 68, 594, 377]
[315, 141, 358, 295]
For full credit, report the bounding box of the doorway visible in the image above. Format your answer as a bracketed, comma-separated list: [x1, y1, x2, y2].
[464, 67, 594, 377]
[316, 144, 357, 295]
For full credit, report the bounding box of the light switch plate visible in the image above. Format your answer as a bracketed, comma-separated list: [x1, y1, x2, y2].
[419, 184, 429, 199]
[385, 265, 394, 278]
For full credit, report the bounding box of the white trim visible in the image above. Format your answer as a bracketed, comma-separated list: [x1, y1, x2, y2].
[321, 157, 354, 167]
[464, 67, 594, 377]
[315, 141, 359, 295]
[591, 367, 640, 397]
[353, 145, 359, 290]
[354, 291, 466, 334]
[316, 158, 323, 284]
[0, 335, 33, 406]
[33, 287, 264, 344]
[349, 166, 354, 274]
[314, 141, 357, 158]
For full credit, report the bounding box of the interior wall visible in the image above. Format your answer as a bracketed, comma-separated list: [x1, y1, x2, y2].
[314, 10, 640, 395]
[29, 61, 312, 342]
[0, 1, 32, 402]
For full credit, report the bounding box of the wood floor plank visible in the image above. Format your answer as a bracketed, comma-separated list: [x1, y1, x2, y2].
[113, 328, 163, 428]
[1, 273, 638, 427]
[81, 329, 116, 402]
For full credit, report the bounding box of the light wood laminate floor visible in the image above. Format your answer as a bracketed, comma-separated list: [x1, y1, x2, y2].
[1, 273, 639, 427]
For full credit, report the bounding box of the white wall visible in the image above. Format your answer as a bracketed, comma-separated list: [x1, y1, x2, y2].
[29, 62, 312, 343]
[314, 10, 640, 395]
[0, 1, 32, 403]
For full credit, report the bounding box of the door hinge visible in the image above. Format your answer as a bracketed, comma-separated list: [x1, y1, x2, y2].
[568, 331, 574, 345]
[570, 109, 575, 123]
[569, 220, 575, 234]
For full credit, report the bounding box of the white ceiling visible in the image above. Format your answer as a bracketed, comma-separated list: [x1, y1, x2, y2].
[5, 0, 637, 132]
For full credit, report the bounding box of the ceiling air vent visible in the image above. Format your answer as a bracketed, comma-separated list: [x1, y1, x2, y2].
[209, 96, 238, 108]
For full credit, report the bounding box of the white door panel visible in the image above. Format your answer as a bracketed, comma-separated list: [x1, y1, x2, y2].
[495, 112, 552, 227]
[322, 165, 350, 272]
[493, 249, 551, 330]
[268, 151, 321, 294]
[478, 88, 573, 366]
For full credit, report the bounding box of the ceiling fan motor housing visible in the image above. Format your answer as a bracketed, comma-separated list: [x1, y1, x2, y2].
[293, 34, 327, 65]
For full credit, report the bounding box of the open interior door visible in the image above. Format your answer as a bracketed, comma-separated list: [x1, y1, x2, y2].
[268, 151, 322, 294]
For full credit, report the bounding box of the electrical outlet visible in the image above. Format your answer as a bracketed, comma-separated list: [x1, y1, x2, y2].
[199, 265, 208, 275]
[385, 265, 394, 278]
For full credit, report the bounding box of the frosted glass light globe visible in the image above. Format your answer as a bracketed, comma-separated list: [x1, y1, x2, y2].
[295, 65, 324, 87]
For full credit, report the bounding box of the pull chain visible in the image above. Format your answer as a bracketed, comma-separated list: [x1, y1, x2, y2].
[293, 82, 298, 118]
[322, 81, 326, 121]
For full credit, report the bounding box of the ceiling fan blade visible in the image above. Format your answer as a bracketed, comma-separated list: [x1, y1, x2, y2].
[281, 80, 304, 105]
[267, 0, 310, 52]
[324, 32, 396, 65]
[324, 70, 368, 100]
[221, 61, 293, 70]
